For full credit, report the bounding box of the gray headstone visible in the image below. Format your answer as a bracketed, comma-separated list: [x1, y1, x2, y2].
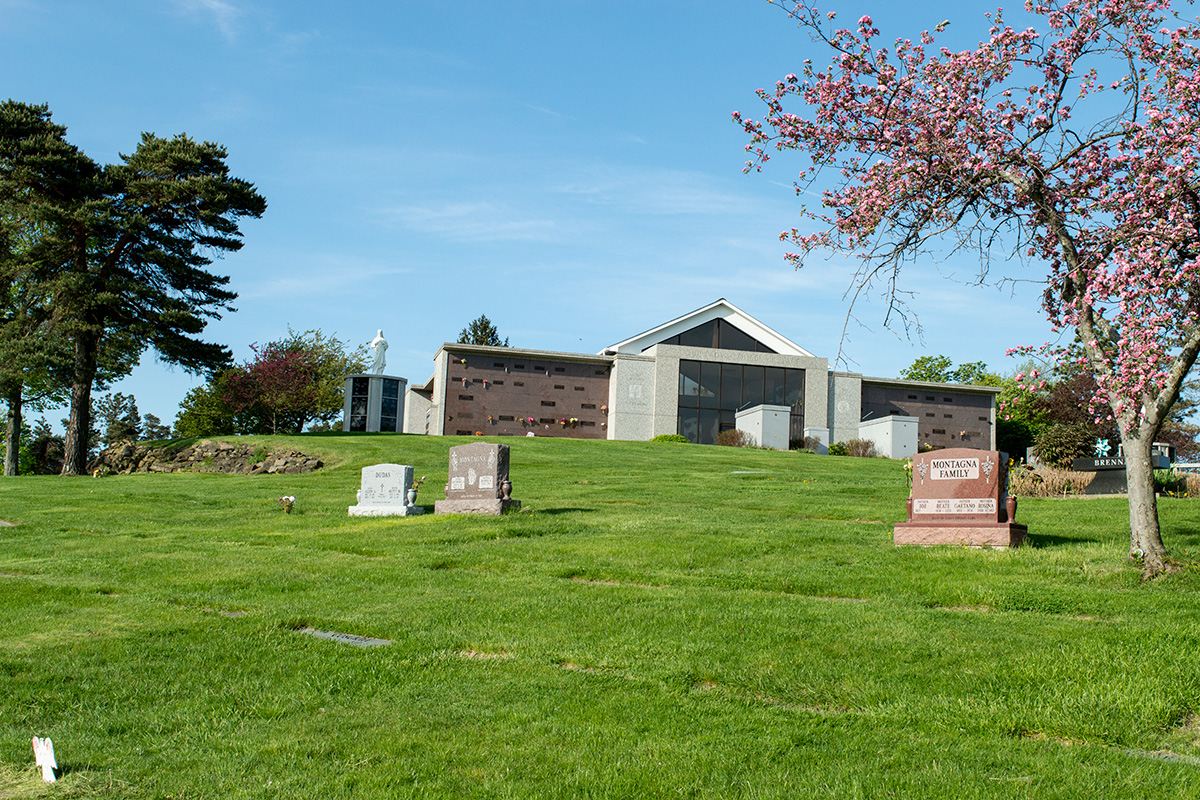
[348, 463, 424, 517]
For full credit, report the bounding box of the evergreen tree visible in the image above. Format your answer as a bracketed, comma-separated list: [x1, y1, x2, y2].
[0, 101, 266, 475]
[94, 392, 141, 446]
[458, 314, 509, 347]
[141, 413, 172, 441]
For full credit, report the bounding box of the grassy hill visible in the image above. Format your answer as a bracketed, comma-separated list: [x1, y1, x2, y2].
[2, 434, 1200, 798]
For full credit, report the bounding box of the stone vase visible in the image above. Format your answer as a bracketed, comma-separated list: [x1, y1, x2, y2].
[407, 488, 418, 506]
[1006, 495, 1017, 524]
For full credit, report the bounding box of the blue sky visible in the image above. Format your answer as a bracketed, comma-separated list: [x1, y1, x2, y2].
[1, 0, 1056, 428]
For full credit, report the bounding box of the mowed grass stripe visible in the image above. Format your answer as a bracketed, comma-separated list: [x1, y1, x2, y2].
[2, 434, 1200, 797]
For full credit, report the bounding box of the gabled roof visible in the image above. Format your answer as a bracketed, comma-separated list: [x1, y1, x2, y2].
[602, 299, 814, 357]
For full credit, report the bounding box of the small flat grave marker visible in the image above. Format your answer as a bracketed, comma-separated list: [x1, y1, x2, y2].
[435, 442, 520, 516]
[894, 448, 1026, 547]
[348, 463, 423, 517]
[299, 627, 392, 648]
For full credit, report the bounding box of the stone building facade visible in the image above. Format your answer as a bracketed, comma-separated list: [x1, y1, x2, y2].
[405, 299, 999, 455]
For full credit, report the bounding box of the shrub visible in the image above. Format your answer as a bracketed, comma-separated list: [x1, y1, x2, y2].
[651, 434, 689, 443]
[1154, 469, 1187, 495]
[716, 429, 756, 448]
[792, 436, 822, 452]
[1007, 464, 1092, 497]
[1032, 422, 1096, 468]
[829, 439, 876, 458]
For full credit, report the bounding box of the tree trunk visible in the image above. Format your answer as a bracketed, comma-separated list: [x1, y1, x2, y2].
[3, 384, 21, 477]
[61, 331, 100, 476]
[1121, 432, 1168, 578]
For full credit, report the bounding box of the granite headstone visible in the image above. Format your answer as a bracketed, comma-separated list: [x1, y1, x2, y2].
[435, 442, 520, 515]
[348, 463, 423, 517]
[894, 448, 1026, 547]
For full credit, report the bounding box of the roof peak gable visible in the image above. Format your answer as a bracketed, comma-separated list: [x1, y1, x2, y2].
[603, 299, 814, 357]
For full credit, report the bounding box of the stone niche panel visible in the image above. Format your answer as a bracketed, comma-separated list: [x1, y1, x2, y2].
[442, 352, 611, 438]
[862, 384, 993, 450]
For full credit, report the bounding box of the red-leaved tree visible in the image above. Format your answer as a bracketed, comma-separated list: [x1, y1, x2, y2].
[737, 0, 1200, 576]
[222, 343, 319, 436]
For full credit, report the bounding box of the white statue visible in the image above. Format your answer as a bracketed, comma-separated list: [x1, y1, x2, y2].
[369, 329, 388, 375]
[32, 736, 57, 783]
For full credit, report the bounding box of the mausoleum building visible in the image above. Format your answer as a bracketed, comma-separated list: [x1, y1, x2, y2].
[404, 299, 999, 455]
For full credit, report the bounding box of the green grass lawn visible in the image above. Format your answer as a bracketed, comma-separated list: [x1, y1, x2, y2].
[3, 434, 1200, 798]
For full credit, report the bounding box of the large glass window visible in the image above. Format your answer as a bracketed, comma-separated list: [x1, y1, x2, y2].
[764, 367, 785, 406]
[654, 319, 777, 353]
[380, 379, 399, 433]
[678, 359, 804, 444]
[721, 364, 741, 410]
[678, 320, 718, 348]
[742, 366, 764, 409]
[349, 377, 369, 432]
[719, 322, 758, 352]
[698, 409, 721, 445]
[678, 361, 701, 405]
[697, 362, 719, 409]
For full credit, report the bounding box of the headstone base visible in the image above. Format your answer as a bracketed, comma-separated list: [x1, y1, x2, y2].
[893, 522, 1027, 548]
[434, 498, 520, 516]
[348, 504, 424, 517]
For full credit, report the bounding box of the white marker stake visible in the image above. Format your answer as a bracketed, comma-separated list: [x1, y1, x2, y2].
[32, 736, 57, 783]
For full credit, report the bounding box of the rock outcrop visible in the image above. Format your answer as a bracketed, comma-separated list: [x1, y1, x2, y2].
[89, 439, 323, 476]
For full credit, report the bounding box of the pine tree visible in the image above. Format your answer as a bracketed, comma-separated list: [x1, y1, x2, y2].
[457, 314, 509, 347]
[0, 102, 266, 474]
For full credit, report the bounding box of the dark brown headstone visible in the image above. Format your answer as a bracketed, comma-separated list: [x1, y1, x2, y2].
[435, 442, 520, 515]
[894, 448, 1026, 547]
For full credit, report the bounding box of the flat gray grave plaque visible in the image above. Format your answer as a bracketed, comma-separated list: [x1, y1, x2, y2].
[299, 627, 392, 648]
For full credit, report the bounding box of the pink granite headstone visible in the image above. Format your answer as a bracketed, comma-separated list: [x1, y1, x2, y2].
[894, 448, 1026, 547]
[434, 442, 520, 515]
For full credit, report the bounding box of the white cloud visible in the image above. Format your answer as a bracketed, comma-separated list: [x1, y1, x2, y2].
[379, 201, 560, 242]
[555, 166, 750, 216]
[174, 0, 243, 41]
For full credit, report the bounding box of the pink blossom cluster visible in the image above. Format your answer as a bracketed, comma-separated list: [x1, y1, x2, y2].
[736, 0, 1200, 437]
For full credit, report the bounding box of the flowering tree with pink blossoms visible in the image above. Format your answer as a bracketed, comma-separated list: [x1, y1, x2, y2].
[737, 0, 1200, 576]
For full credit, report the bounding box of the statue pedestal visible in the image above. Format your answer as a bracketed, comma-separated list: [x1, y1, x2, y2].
[343, 374, 408, 433]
